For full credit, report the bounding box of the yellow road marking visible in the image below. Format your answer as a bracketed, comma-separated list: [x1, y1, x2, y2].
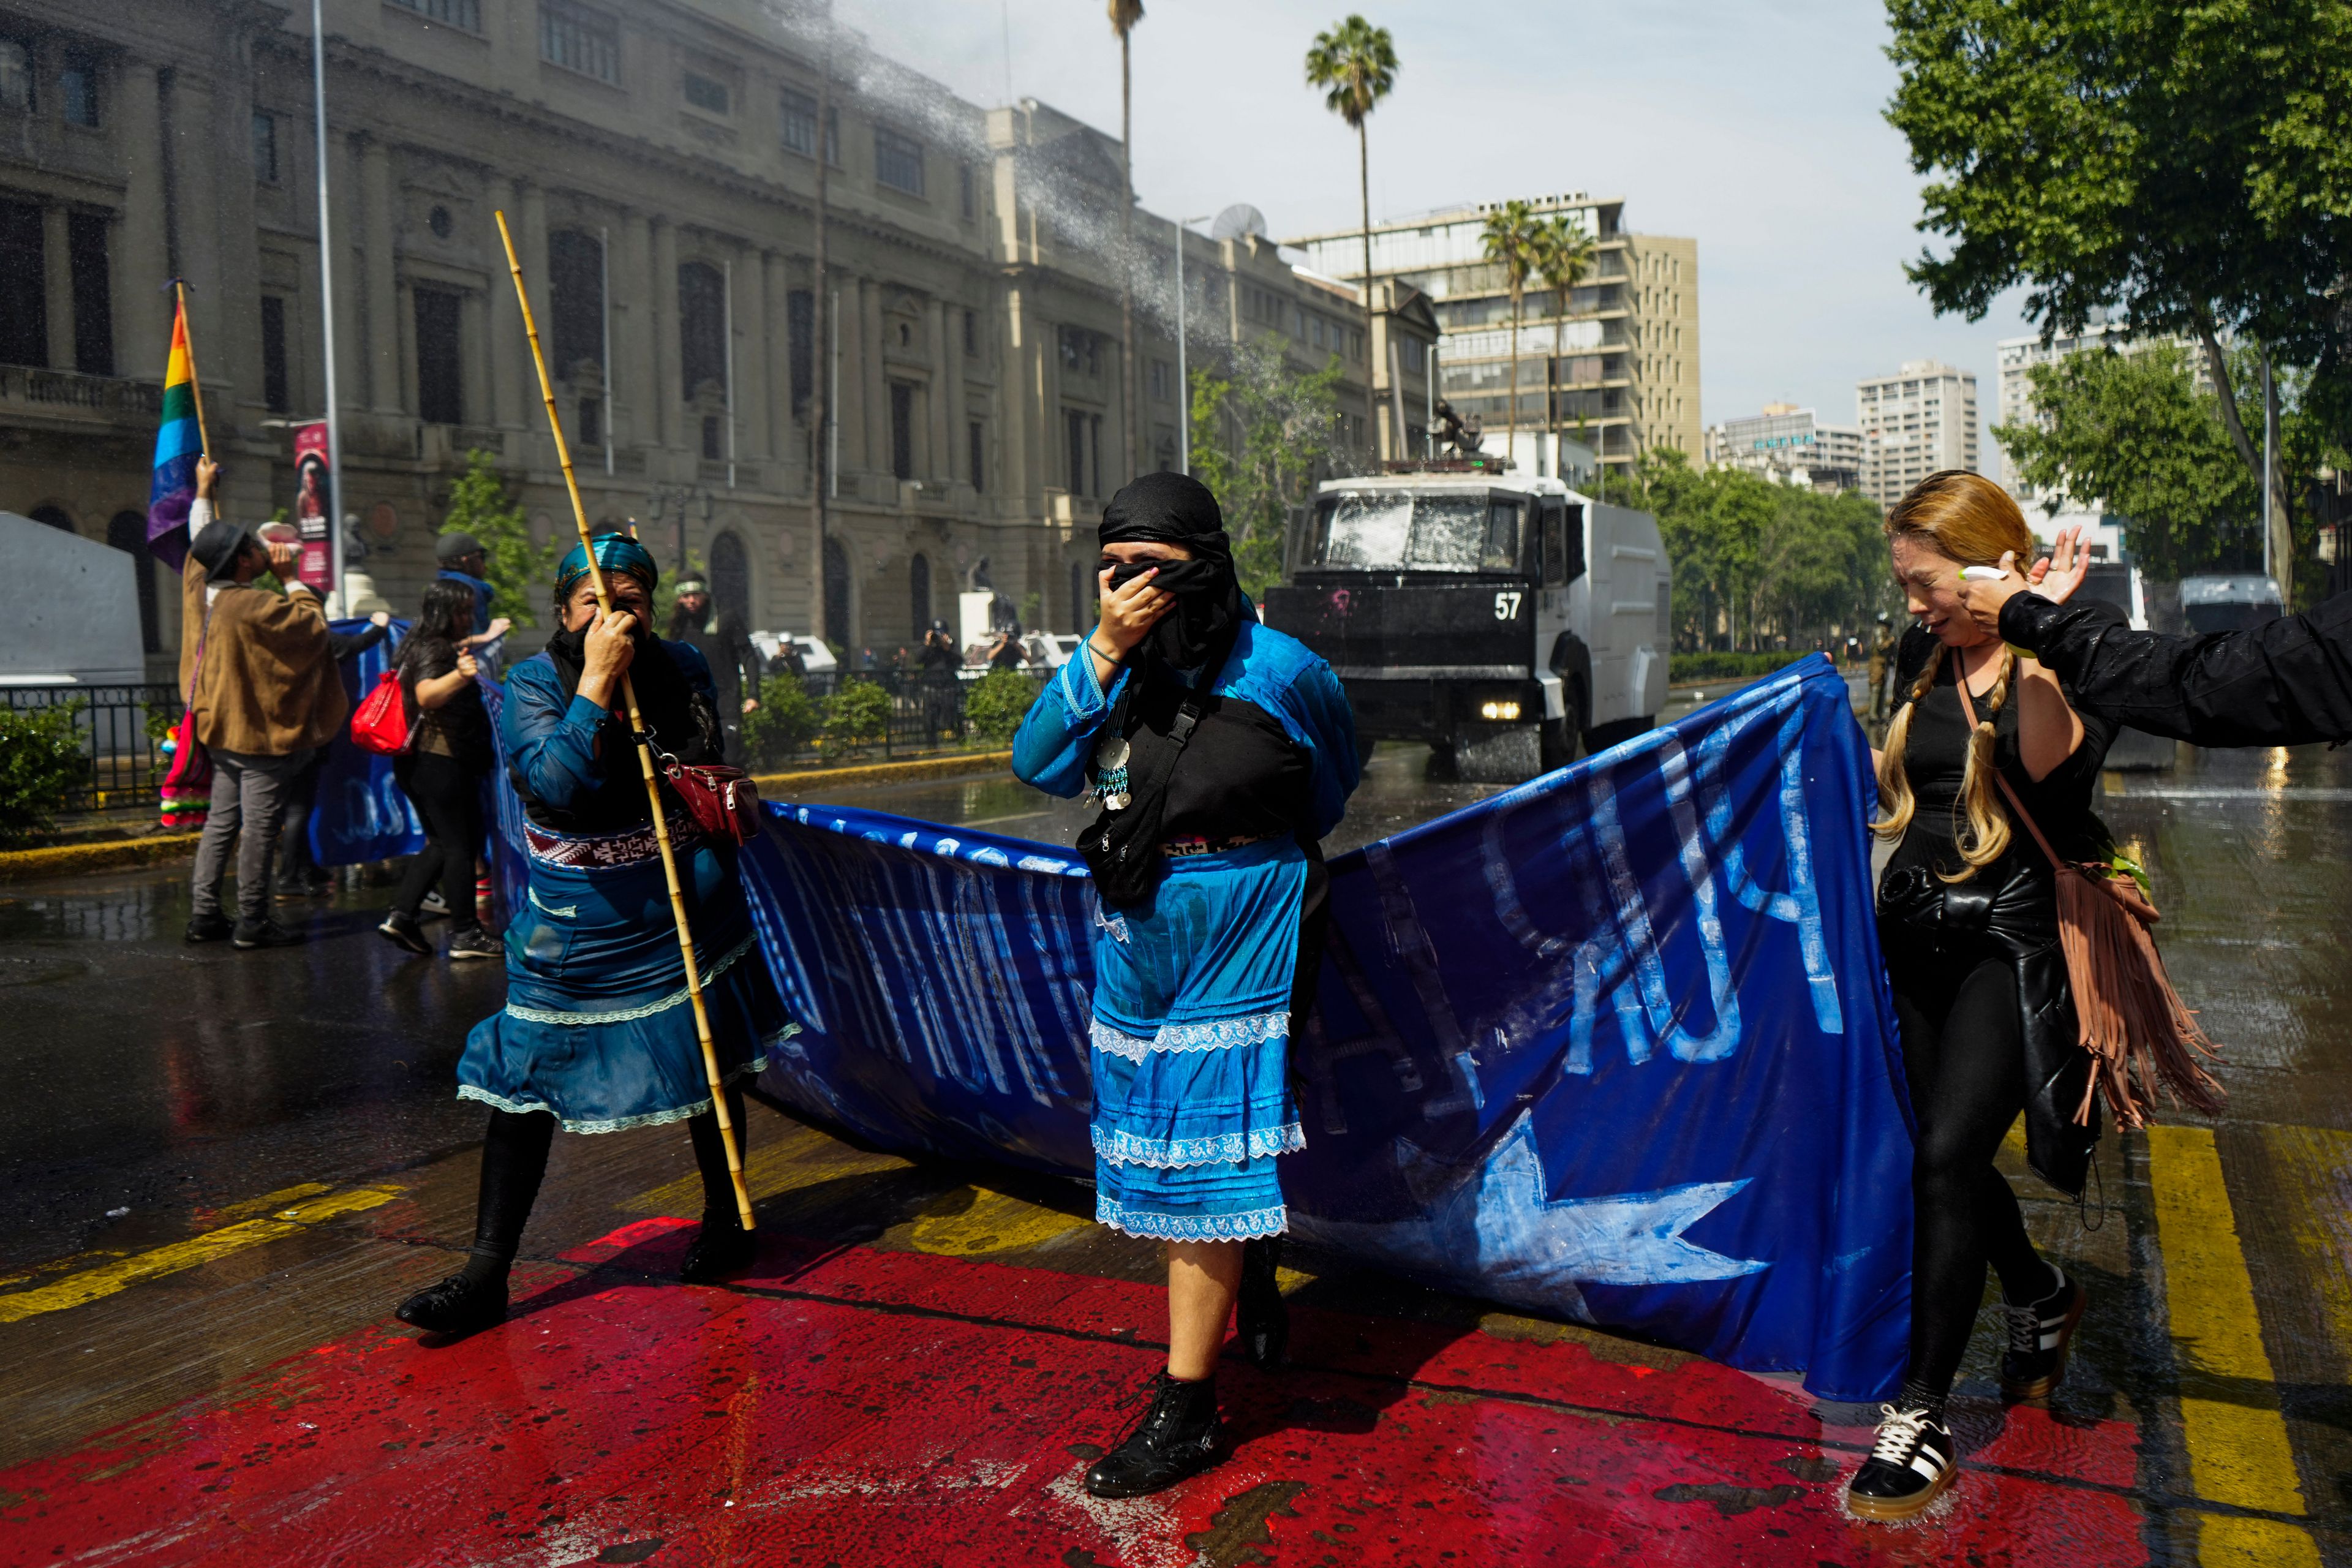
[623, 1121, 910, 1216]
[2256, 1124, 2352, 1358]
[908, 1185, 1089, 1257]
[196, 1181, 335, 1229]
[2145, 1123, 2318, 1565]
[0, 1186, 403, 1325]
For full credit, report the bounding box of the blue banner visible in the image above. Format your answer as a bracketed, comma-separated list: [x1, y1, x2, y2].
[311, 620, 424, 867]
[743, 657, 1913, 1401]
[417, 654, 1910, 1398]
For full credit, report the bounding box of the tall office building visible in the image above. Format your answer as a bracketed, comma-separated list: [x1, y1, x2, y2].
[1995, 317, 2147, 507]
[1289, 194, 1700, 488]
[1856, 360, 1978, 505]
[1703, 403, 1863, 492]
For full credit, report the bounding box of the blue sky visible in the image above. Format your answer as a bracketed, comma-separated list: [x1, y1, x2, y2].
[836, 0, 2038, 471]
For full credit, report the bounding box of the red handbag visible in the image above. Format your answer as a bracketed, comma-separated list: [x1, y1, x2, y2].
[349, 667, 412, 755]
[661, 757, 763, 845]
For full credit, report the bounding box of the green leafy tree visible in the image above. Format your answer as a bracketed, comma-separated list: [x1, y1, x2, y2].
[1305, 14, 1398, 449]
[1479, 200, 1542, 453]
[1188, 346, 1348, 597]
[0, 704, 89, 845]
[440, 449, 560, 627]
[965, 668, 1040, 745]
[1994, 342, 2334, 582]
[821, 678, 892, 756]
[1884, 0, 2352, 600]
[741, 675, 821, 769]
[1532, 213, 1597, 443]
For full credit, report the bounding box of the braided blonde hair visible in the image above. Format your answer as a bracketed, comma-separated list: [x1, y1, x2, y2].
[1872, 471, 2037, 883]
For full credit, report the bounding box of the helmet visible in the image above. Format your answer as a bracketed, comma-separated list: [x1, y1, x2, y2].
[1875, 610, 1892, 625]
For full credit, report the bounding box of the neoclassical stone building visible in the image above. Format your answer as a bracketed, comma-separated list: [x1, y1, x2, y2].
[0, 0, 1433, 677]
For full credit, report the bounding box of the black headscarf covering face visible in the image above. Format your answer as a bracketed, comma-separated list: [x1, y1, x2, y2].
[1099, 471, 1245, 671]
[535, 571, 722, 829]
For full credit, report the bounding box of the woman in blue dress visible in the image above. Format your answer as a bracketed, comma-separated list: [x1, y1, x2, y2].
[1014, 472, 1359, 1498]
[394, 533, 793, 1338]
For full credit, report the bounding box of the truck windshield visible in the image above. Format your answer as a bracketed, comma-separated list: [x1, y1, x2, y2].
[1311, 492, 1520, 571]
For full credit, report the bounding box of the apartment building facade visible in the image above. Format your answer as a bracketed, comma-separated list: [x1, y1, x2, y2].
[0, 0, 1429, 678]
[1287, 194, 1700, 487]
[1702, 402, 1863, 492]
[1855, 359, 1978, 505]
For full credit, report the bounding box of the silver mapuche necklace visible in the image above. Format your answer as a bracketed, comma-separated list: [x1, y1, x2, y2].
[1091, 732, 1132, 811]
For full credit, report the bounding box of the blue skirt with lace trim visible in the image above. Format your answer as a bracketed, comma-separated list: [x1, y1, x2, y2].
[1088, 835, 1306, 1241]
[459, 822, 796, 1134]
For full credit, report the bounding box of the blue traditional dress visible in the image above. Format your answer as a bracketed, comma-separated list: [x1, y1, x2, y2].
[458, 640, 794, 1132]
[1012, 613, 1358, 1239]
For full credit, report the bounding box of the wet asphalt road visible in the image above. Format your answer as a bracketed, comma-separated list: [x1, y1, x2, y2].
[4, 673, 2351, 1562]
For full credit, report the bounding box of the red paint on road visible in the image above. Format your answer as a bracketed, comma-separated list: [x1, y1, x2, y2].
[1, 1223, 2147, 1567]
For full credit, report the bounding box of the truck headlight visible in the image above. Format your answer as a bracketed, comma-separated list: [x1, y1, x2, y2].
[1479, 699, 1521, 722]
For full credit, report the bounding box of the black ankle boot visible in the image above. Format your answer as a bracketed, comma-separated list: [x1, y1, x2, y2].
[1084, 1371, 1224, 1499]
[394, 1271, 508, 1338]
[1236, 1237, 1289, 1370]
[679, 1218, 756, 1283]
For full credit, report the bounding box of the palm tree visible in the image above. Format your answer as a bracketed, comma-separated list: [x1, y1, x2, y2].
[1305, 16, 1398, 460]
[1110, 1, 1144, 481]
[1532, 212, 1596, 474]
[1479, 199, 1540, 457]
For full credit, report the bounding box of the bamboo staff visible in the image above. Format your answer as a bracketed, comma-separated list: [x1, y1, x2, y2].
[175, 280, 212, 456]
[494, 209, 755, 1231]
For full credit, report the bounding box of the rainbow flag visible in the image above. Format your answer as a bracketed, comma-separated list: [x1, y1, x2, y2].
[145, 299, 202, 569]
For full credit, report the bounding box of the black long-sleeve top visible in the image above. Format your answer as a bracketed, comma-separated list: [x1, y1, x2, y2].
[2000, 591, 2352, 748]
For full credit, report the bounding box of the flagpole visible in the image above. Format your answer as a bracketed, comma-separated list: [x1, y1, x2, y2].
[496, 209, 755, 1232]
[312, 0, 345, 611]
[174, 281, 211, 458]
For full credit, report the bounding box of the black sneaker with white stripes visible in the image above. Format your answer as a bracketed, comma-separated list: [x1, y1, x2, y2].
[1845, 1403, 1956, 1521]
[2000, 1265, 2088, 1400]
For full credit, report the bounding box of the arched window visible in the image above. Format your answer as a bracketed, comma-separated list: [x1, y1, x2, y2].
[908, 551, 931, 633]
[823, 534, 851, 645]
[106, 511, 159, 653]
[548, 230, 606, 383]
[678, 261, 726, 401]
[29, 504, 72, 530]
[709, 530, 749, 627]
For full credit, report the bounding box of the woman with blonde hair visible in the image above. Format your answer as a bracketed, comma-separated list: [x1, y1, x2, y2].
[1844, 470, 2118, 1521]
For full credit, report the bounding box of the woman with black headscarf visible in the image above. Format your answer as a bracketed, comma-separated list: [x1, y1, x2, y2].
[1013, 472, 1360, 1499]
[391, 532, 796, 1341]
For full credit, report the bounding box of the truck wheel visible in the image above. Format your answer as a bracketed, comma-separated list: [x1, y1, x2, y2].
[1541, 690, 1586, 773]
[1355, 732, 1379, 773]
[1583, 715, 1656, 756]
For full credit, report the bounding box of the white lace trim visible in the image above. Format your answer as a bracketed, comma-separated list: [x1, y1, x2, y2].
[1091, 1121, 1306, 1169]
[456, 1051, 772, 1135]
[1097, 1196, 1287, 1241]
[1089, 1009, 1289, 1063]
[502, 932, 761, 1026]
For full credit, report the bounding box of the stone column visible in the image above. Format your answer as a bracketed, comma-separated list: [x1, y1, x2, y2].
[209, 32, 265, 417]
[1000, 283, 1031, 508]
[486, 177, 535, 430]
[333, 131, 366, 424]
[735, 244, 768, 463]
[861, 280, 886, 479]
[831, 271, 862, 473]
[924, 296, 948, 483]
[359, 137, 399, 413]
[42, 205, 74, 371]
[944, 298, 967, 491]
[115, 59, 172, 372]
[762, 248, 790, 470]
[618, 209, 652, 452]
[650, 216, 679, 450]
[461, 287, 491, 432]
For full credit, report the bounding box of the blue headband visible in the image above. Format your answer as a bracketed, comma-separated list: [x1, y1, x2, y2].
[556, 532, 659, 595]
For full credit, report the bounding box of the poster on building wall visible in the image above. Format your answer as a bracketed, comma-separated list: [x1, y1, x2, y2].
[290, 424, 334, 597]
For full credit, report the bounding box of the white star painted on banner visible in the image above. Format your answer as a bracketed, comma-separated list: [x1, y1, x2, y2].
[1294, 1112, 1768, 1321]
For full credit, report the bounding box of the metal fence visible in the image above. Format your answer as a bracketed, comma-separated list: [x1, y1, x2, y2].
[744, 669, 1047, 772]
[1, 683, 183, 813]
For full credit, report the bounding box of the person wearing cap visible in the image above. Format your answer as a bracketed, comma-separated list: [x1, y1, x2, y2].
[1012, 471, 1360, 1499]
[665, 573, 763, 767]
[392, 531, 796, 1342]
[435, 530, 494, 634]
[179, 455, 350, 948]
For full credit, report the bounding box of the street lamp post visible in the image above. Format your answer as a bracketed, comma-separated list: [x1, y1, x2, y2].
[310, 0, 344, 611]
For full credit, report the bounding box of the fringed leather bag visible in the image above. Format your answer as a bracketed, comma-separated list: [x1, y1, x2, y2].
[1957, 680, 2225, 1126]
